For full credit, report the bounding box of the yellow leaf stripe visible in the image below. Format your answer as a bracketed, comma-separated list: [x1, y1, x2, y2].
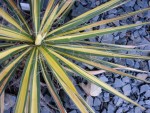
[0, 8, 27, 34]
[15, 49, 36, 113]
[0, 48, 31, 83]
[30, 49, 40, 113]
[38, 47, 77, 94]
[51, 45, 150, 60]
[0, 45, 29, 60]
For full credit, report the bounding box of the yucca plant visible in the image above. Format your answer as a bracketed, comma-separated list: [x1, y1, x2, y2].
[0, 0, 150, 112]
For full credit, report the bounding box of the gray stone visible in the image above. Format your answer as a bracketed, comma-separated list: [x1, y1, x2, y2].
[114, 36, 120, 40]
[139, 28, 147, 36]
[124, 0, 136, 7]
[103, 93, 110, 102]
[133, 31, 140, 38]
[71, 4, 89, 17]
[99, 75, 108, 82]
[122, 84, 131, 96]
[69, 110, 77, 113]
[4, 109, 11, 113]
[146, 109, 150, 113]
[94, 106, 100, 111]
[90, 0, 96, 8]
[102, 109, 107, 113]
[144, 90, 150, 98]
[137, 0, 148, 8]
[93, 98, 101, 106]
[132, 87, 139, 94]
[136, 73, 148, 81]
[140, 85, 150, 94]
[115, 37, 127, 45]
[116, 108, 123, 113]
[44, 94, 52, 103]
[87, 96, 93, 107]
[114, 78, 125, 88]
[91, 107, 96, 112]
[4, 94, 16, 111]
[147, 11, 150, 18]
[145, 100, 150, 105]
[122, 106, 130, 112]
[41, 107, 50, 113]
[135, 107, 142, 113]
[128, 108, 134, 113]
[119, 31, 126, 38]
[107, 13, 115, 18]
[96, 1, 100, 6]
[134, 62, 140, 69]
[101, 34, 113, 43]
[139, 101, 145, 105]
[107, 104, 115, 113]
[109, 9, 117, 14]
[92, 15, 99, 22]
[148, 60, 150, 70]
[135, 21, 143, 29]
[126, 59, 134, 67]
[80, 0, 88, 6]
[122, 77, 130, 83]
[116, 98, 123, 106]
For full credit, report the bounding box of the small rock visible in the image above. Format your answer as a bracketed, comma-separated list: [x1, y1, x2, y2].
[122, 77, 130, 83]
[139, 101, 145, 105]
[135, 21, 143, 29]
[86, 96, 93, 107]
[114, 78, 125, 88]
[134, 62, 140, 69]
[4, 109, 11, 113]
[71, 4, 89, 17]
[115, 37, 127, 45]
[126, 59, 135, 67]
[80, 0, 87, 6]
[101, 34, 113, 43]
[41, 107, 51, 113]
[93, 98, 101, 106]
[136, 73, 148, 81]
[116, 108, 123, 113]
[69, 110, 77, 113]
[103, 93, 110, 102]
[144, 90, 150, 98]
[44, 94, 52, 103]
[4, 94, 16, 111]
[140, 85, 150, 94]
[146, 109, 150, 113]
[122, 84, 131, 96]
[135, 107, 142, 113]
[114, 36, 120, 40]
[107, 104, 115, 113]
[145, 100, 150, 105]
[92, 15, 99, 22]
[102, 109, 107, 113]
[124, 0, 136, 7]
[99, 75, 108, 82]
[96, 1, 100, 6]
[148, 60, 150, 70]
[132, 87, 139, 94]
[116, 98, 123, 106]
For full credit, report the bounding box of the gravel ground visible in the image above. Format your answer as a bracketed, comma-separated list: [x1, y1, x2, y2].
[1, 0, 150, 113]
